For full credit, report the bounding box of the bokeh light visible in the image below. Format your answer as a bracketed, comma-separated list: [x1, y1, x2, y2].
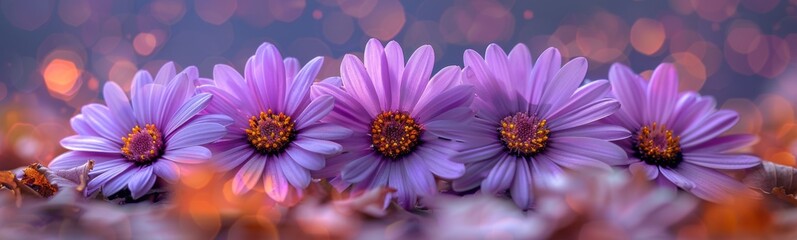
[42, 58, 81, 98]
[1, 1, 797, 238]
[630, 18, 666, 56]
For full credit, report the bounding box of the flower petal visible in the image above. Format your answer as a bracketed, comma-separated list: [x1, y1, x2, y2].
[101, 167, 134, 196]
[548, 98, 620, 131]
[481, 154, 517, 194]
[399, 45, 434, 110]
[153, 62, 176, 84]
[645, 63, 679, 124]
[128, 166, 157, 199]
[213, 64, 247, 94]
[285, 146, 325, 171]
[60, 135, 120, 153]
[233, 155, 266, 195]
[285, 57, 323, 116]
[312, 82, 372, 127]
[264, 159, 289, 202]
[247, 43, 286, 111]
[527, 47, 561, 105]
[685, 134, 757, 153]
[342, 152, 381, 183]
[538, 57, 587, 115]
[415, 66, 462, 110]
[412, 85, 474, 124]
[87, 162, 130, 195]
[388, 160, 414, 208]
[164, 93, 212, 136]
[629, 161, 659, 180]
[50, 151, 119, 170]
[131, 70, 153, 99]
[103, 82, 136, 131]
[608, 63, 646, 128]
[453, 143, 504, 164]
[384, 41, 405, 110]
[298, 123, 353, 140]
[363, 39, 393, 109]
[546, 79, 611, 120]
[530, 154, 566, 189]
[70, 115, 98, 136]
[81, 104, 127, 143]
[659, 167, 696, 190]
[133, 83, 166, 127]
[677, 163, 752, 202]
[161, 72, 195, 122]
[161, 146, 212, 164]
[295, 95, 335, 129]
[670, 94, 717, 134]
[292, 137, 343, 155]
[452, 161, 495, 192]
[485, 44, 512, 86]
[417, 147, 465, 179]
[166, 122, 226, 150]
[511, 159, 533, 209]
[279, 154, 312, 189]
[211, 142, 254, 171]
[404, 155, 436, 197]
[340, 54, 381, 116]
[553, 123, 631, 141]
[683, 153, 761, 170]
[548, 136, 628, 167]
[508, 44, 532, 97]
[681, 110, 739, 147]
[153, 160, 180, 182]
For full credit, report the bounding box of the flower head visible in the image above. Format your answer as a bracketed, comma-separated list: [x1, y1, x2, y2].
[315, 39, 474, 209]
[49, 63, 230, 199]
[452, 45, 630, 209]
[605, 63, 761, 201]
[200, 43, 350, 202]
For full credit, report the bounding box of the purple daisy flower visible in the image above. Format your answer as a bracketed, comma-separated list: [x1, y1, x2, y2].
[49, 63, 231, 199]
[314, 39, 474, 209]
[604, 63, 761, 202]
[451, 45, 630, 209]
[199, 43, 350, 202]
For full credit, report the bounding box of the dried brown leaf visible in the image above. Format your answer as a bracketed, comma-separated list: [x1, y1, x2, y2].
[21, 164, 58, 198]
[745, 161, 797, 195]
[743, 161, 797, 207]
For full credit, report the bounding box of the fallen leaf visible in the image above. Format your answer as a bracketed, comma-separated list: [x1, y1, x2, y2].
[744, 161, 797, 206]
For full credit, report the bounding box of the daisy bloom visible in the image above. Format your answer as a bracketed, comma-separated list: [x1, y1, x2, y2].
[605, 63, 761, 202]
[49, 63, 230, 199]
[199, 43, 350, 202]
[314, 39, 474, 209]
[452, 45, 629, 209]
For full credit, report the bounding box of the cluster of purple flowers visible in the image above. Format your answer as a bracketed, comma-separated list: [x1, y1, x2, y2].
[50, 39, 761, 210]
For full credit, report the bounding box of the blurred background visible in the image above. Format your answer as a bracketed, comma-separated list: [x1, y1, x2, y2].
[0, 0, 796, 169]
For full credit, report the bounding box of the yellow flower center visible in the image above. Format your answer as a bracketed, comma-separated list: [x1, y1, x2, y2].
[121, 124, 164, 165]
[246, 109, 296, 154]
[635, 122, 683, 168]
[499, 112, 550, 157]
[370, 111, 423, 159]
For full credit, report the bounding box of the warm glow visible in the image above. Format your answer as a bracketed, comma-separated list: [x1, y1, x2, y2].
[42, 58, 81, 96]
[133, 33, 158, 56]
[630, 18, 665, 55]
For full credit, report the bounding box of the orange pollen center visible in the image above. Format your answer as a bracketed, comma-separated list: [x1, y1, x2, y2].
[246, 109, 296, 154]
[370, 111, 423, 159]
[634, 122, 683, 168]
[121, 124, 164, 164]
[499, 112, 550, 157]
